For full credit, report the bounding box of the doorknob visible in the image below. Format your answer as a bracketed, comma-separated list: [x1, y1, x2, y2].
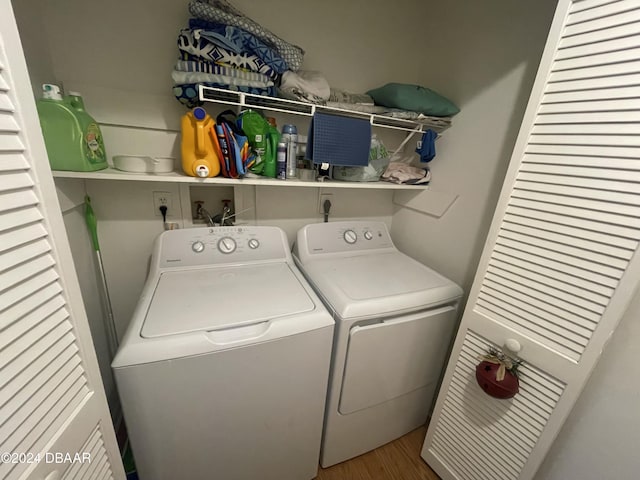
[44, 471, 60, 480]
[504, 338, 522, 353]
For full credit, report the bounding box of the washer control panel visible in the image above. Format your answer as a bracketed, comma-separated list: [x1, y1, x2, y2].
[158, 226, 289, 268]
[298, 221, 394, 257]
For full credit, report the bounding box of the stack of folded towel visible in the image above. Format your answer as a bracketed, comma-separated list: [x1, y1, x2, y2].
[173, 0, 305, 107]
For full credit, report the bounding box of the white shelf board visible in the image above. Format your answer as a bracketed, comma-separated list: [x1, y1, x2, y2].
[51, 168, 428, 190]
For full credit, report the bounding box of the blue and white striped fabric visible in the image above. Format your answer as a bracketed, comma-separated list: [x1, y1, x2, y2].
[173, 82, 277, 108]
[175, 59, 271, 83]
[171, 70, 274, 89]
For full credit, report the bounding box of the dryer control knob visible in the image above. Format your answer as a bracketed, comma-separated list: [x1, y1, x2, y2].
[218, 236, 237, 254]
[191, 241, 205, 253]
[248, 238, 260, 249]
[364, 231, 373, 241]
[343, 230, 357, 244]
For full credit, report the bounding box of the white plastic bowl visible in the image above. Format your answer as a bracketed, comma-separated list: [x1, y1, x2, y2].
[113, 155, 175, 174]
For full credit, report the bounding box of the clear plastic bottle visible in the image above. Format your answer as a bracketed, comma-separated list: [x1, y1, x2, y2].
[281, 124, 298, 178]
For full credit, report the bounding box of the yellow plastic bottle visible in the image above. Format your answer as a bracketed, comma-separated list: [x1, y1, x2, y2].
[181, 107, 220, 178]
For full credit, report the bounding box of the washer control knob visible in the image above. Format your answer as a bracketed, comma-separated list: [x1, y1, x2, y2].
[217, 237, 237, 254]
[191, 241, 205, 253]
[343, 230, 357, 244]
[364, 231, 373, 241]
[248, 238, 260, 250]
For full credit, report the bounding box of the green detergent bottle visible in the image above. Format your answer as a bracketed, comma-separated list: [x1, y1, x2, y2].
[36, 84, 107, 171]
[263, 124, 280, 178]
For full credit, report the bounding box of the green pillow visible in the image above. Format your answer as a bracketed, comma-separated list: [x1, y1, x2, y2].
[366, 83, 460, 117]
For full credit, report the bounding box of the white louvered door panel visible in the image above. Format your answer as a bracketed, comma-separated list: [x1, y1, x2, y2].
[0, 3, 124, 480]
[61, 427, 114, 480]
[430, 331, 566, 480]
[422, 1, 640, 479]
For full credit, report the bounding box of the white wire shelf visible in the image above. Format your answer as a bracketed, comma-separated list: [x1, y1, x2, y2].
[198, 86, 451, 134]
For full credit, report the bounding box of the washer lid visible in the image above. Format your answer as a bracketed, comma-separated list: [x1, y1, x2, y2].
[141, 263, 315, 338]
[301, 251, 463, 319]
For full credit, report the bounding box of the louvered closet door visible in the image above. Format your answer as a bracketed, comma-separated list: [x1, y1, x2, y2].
[422, 1, 640, 479]
[0, 3, 124, 480]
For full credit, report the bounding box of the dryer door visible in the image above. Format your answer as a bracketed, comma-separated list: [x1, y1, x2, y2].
[339, 305, 458, 415]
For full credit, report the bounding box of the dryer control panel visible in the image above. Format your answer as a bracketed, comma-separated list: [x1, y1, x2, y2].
[155, 226, 291, 269]
[295, 221, 395, 263]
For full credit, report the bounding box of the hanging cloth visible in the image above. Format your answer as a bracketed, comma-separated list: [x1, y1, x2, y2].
[415, 129, 437, 162]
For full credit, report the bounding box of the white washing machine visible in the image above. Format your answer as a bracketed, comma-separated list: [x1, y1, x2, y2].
[112, 226, 334, 480]
[293, 221, 463, 467]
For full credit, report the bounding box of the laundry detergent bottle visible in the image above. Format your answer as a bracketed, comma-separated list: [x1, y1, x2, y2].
[181, 107, 220, 178]
[263, 124, 280, 178]
[36, 84, 107, 171]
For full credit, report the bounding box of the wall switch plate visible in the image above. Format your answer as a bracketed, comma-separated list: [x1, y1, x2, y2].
[153, 191, 173, 216]
[319, 193, 333, 214]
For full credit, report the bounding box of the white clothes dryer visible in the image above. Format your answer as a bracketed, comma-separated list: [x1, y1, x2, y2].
[112, 226, 334, 480]
[293, 221, 463, 467]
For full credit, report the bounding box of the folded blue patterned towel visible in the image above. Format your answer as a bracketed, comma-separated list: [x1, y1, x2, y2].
[189, 18, 288, 73]
[189, 0, 304, 71]
[178, 29, 279, 80]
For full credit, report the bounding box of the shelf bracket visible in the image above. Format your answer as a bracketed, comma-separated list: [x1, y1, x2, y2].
[391, 126, 423, 159]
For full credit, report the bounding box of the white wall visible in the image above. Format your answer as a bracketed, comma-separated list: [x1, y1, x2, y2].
[536, 291, 640, 480]
[54, 179, 119, 415]
[253, 186, 394, 241]
[10, 0, 54, 97]
[391, 0, 558, 290]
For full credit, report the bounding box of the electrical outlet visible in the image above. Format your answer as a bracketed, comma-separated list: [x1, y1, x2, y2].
[319, 193, 333, 214]
[153, 191, 173, 217]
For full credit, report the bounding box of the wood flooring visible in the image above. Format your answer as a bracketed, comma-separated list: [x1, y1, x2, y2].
[315, 426, 440, 480]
